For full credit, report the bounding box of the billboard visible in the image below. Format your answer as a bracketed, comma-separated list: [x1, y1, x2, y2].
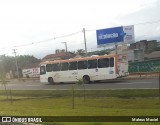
[22, 68, 40, 78]
[96, 25, 135, 47]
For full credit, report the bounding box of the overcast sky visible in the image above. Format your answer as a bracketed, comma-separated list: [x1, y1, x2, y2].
[0, 0, 160, 59]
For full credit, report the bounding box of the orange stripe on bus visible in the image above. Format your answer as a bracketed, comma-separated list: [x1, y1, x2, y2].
[40, 54, 117, 65]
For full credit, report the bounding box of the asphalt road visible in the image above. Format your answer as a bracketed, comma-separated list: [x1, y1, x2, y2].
[0, 78, 159, 90]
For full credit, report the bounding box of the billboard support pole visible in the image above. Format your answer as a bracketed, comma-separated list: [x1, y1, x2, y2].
[115, 42, 118, 55]
[115, 42, 119, 75]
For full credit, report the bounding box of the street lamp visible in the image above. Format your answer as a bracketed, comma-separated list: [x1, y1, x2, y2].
[61, 42, 68, 53]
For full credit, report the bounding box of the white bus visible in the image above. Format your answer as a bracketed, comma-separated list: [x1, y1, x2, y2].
[40, 54, 128, 84]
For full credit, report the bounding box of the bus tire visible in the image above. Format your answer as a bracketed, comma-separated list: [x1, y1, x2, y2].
[83, 75, 90, 84]
[48, 77, 54, 84]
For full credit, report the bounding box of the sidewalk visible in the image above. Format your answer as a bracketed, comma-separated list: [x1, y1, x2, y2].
[124, 74, 159, 79]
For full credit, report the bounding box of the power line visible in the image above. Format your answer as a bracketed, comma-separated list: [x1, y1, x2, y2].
[0, 31, 82, 50]
[0, 19, 160, 50]
[135, 20, 160, 26]
[85, 19, 160, 32]
[54, 31, 82, 39]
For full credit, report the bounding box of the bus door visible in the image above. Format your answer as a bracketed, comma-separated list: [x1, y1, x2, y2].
[109, 57, 115, 75]
[40, 65, 47, 82]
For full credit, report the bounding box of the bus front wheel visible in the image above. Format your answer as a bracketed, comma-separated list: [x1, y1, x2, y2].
[48, 77, 54, 84]
[83, 75, 90, 84]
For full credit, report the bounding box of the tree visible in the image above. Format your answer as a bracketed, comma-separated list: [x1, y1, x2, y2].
[0, 55, 15, 73]
[70, 77, 86, 109]
[0, 73, 9, 100]
[0, 55, 40, 77]
[96, 50, 110, 55]
[76, 49, 86, 56]
[76, 78, 86, 102]
[17, 55, 40, 68]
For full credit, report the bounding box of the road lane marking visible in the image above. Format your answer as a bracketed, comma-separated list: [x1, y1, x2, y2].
[115, 83, 133, 84]
[28, 84, 42, 86]
[130, 82, 152, 84]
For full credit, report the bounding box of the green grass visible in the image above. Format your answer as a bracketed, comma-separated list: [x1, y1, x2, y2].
[0, 97, 159, 116]
[0, 89, 159, 98]
[0, 89, 160, 125]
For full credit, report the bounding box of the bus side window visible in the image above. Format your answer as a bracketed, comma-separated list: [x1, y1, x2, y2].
[40, 66, 46, 74]
[69, 62, 77, 70]
[88, 59, 97, 69]
[98, 58, 109, 68]
[110, 58, 114, 67]
[52, 64, 60, 71]
[61, 62, 69, 71]
[46, 64, 52, 72]
[78, 61, 87, 69]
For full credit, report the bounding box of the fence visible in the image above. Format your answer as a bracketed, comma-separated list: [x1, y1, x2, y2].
[129, 59, 160, 72]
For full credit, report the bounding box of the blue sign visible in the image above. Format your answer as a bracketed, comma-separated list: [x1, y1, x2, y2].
[96, 26, 130, 46]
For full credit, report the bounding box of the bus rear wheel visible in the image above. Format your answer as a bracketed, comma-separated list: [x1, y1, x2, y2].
[48, 77, 54, 84]
[83, 75, 90, 84]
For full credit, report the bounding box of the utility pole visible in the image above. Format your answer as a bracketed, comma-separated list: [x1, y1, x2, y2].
[61, 42, 68, 53]
[82, 28, 87, 54]
[12, 49, 19, 78]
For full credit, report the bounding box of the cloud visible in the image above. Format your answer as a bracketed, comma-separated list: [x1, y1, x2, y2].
[113, 0, 160, 40]
[0, 0, 160, 59]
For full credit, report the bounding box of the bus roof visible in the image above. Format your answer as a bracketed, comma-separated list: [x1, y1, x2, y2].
[40, 54, 117, 65]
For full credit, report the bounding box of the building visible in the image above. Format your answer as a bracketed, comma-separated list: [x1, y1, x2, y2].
[144, 51, 160, 60]
[157, 41, 160, 47]
[42, 49, 76, 61]
[127, 49, 144, 62]
[110, 49, 144, 62]
[130, 40, 157, 53]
